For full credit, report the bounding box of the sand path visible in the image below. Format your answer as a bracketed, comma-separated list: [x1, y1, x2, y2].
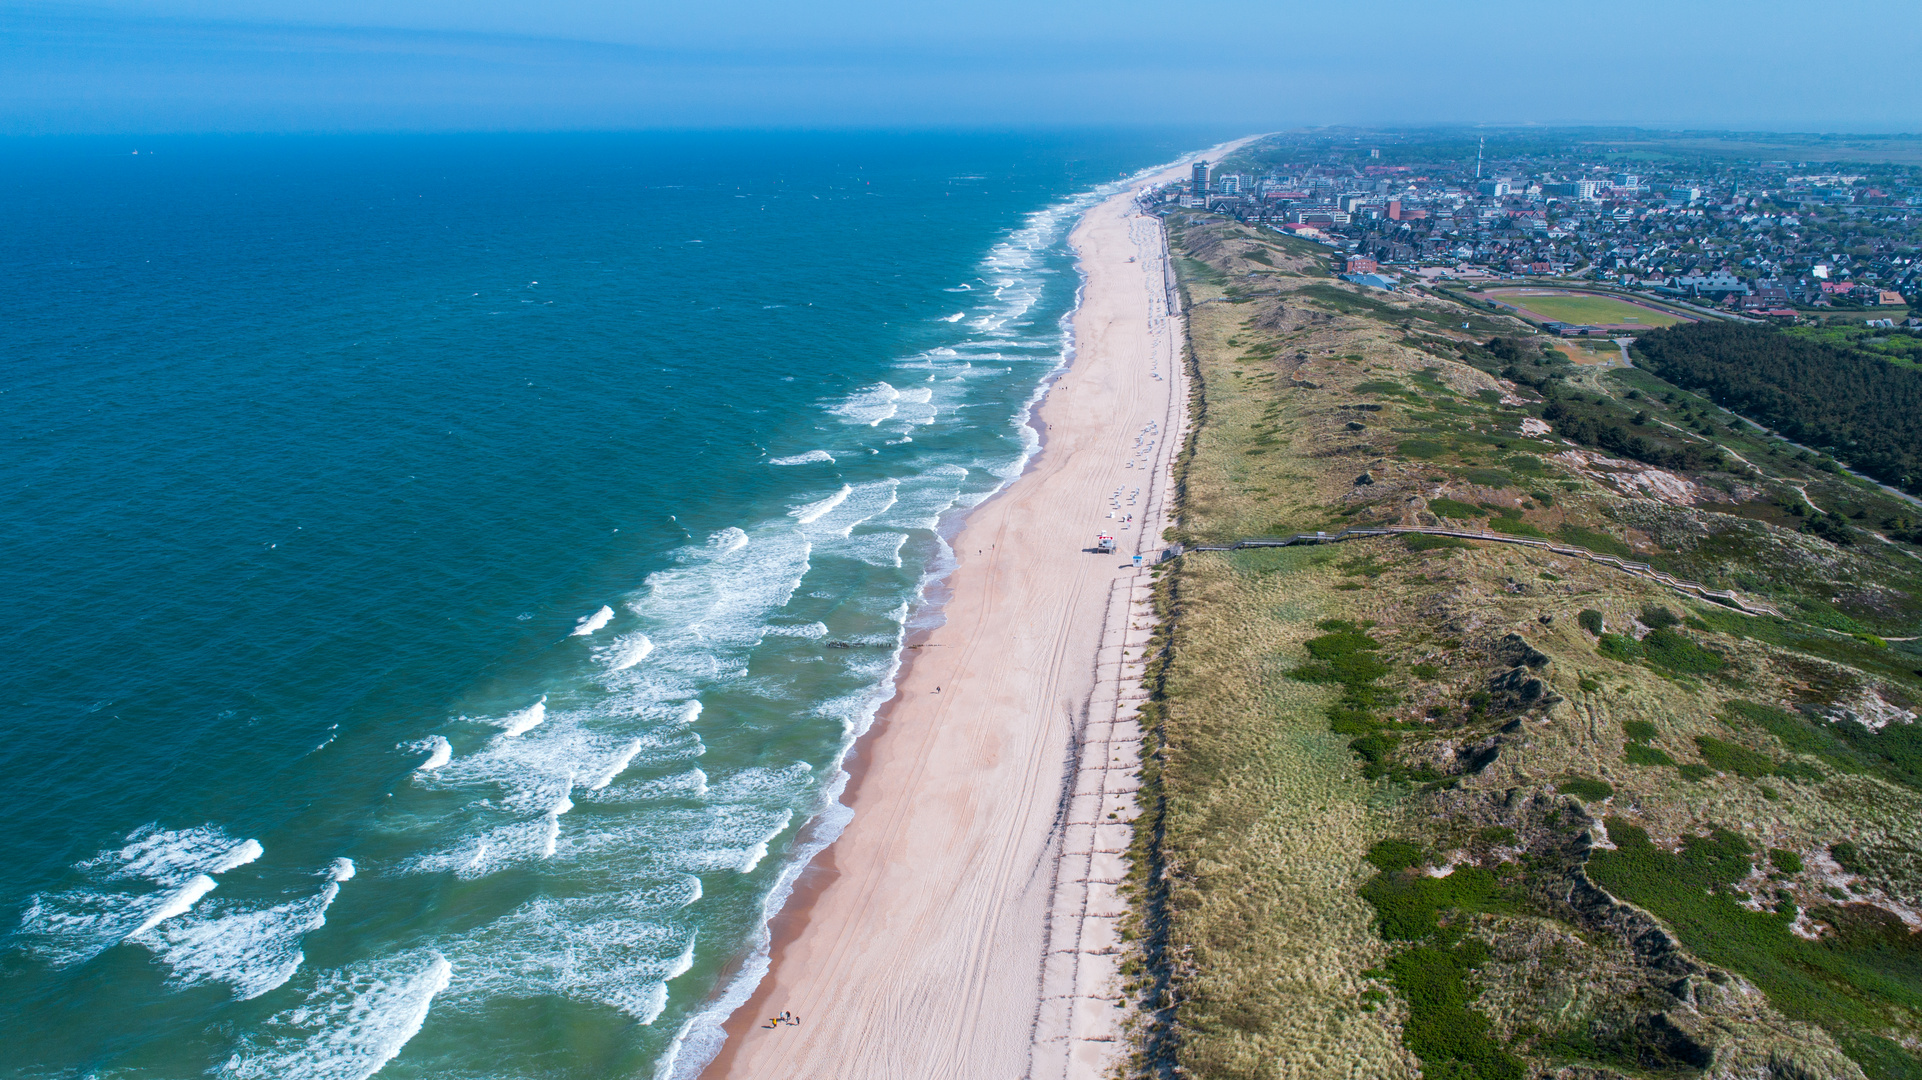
[706, 144, 1238, 1080]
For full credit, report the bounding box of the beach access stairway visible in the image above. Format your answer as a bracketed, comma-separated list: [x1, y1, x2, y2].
[1165, 525, 1785, 618]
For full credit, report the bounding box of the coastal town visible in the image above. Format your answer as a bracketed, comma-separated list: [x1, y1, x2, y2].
[1148, 130, 1920, 329]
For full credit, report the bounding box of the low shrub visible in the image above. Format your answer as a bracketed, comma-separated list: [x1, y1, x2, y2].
[1383, 941, 1526, 1080]
[1366, 840, 1424, 873]
[1488, 517, 1548, 538]
[1830, 842, 1869, 877]
[1696, 736, 1777, 778]
[1641, 628, 1725, 674]
[1558, 523, 1635, 558]
[1597, 633, 1641, 661]
[1626, 743, 1677, 767]
[1559, 777, 1614, 801]
[1590, 818, 1922, 1073]
[1460, 468, 1517, 488]
[1724, 698, 1922, 793]
[1358, 864, 1525, 1080]
[1577, 609, 1605, 636]
[1427, 498, 1484, 520]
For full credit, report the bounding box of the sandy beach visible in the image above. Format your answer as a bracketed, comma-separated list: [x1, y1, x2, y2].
[707, 143, 1244, 1080]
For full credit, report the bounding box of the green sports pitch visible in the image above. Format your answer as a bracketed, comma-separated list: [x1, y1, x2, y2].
[1488, 289, 1690, 328]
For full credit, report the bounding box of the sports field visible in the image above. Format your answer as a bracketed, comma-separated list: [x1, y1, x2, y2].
[1487, 288, 1691, 328]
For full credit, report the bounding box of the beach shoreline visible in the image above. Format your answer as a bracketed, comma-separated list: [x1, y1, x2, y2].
[702, 138, 1249, 1080]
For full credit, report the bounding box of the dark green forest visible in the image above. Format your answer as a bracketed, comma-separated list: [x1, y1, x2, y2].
[1633, 323, 1922, 495]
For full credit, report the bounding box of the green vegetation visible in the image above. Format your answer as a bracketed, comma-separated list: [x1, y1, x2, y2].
[1639, 604, 1679, 629]
[1558, 525, 1634, 559]
[1489, 289, 1686, 328]
[1590, 819, 1922, 1079]
[1427, 498, 1484, 520]
[1724, 699, 1922, 793]
[1487, 517, 1547, 538]
[1558, 777, 1614, 800]
[1597, 633, 1641, 662]
[1178, 256, 1227, 288]
[1359, 862, 1525, 1080]
[1635, 321, 1922, 496]
[1625, 742, 1677, 767]
[1289, 620, 1418, 780]
[1639, 627, 1725, 674]
[1403, 533, 1470, 552]
[1365, 839, 1424, 873]
[1140, 204, 1922, 1080]
[1353, 380, 1407, 395]
[1381, 940, 1525, 1080]
[1695, 735, 1778, 777]
[1785, 323, 1922, 366]
[1542, 388, 1726, 472]
[1832, 842, 1870, 876]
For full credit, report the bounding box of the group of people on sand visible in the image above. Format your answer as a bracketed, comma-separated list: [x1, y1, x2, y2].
[762, 1010, 802, 1029]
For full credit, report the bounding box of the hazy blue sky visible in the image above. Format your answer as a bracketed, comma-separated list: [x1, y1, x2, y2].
[4, 0, 1919, 133]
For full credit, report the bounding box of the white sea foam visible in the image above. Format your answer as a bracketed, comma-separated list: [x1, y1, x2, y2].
[142, 871, 345, 999]
[588, 739, 645, 791]
[570, 605, 615, 636]
[540, 786, 575, 858]
[829, 382, 900, 426]
[219, 951, 452, 1080]
[939, 311, 964, 322]
[93, 825, 261, 885]
[329, 858, 356, 882]
[653, 775, 857, 1080]
[874, 464, 968, 531]
[736, 809, 793, 873]
[799, 478, 899, 541]
[13, 825, 267, 966]
[789, 485, 851, 525]
[403, 714, 711, 878]
[437, 895, 697, 1025]
[891, 385, 939, 426]
[413, 736, 452, 771]
[767, 450, 834, 466]
[493, 698, 547, 737]
[675, 700, 703, 725]
[210, 838, 266, 875]
[590, 766, 710, 802]
[841, 531, 908, 568]
[130, 874, 218, 936]
[598, 631, 655, 671]
[763, 622, 828, 639]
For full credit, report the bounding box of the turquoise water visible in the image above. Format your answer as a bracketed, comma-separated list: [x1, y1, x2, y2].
[0, 131, 1207, 1078]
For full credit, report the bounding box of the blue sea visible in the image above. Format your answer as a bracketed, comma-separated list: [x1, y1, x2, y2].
[0, 130, 1211, 1079]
